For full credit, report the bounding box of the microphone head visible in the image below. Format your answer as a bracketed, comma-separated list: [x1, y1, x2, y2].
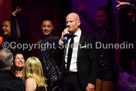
[64, 34, 69, 41]
[64, 36, 68, 40]
[64, 27, 69, 41]
[65, 27, 69, 31]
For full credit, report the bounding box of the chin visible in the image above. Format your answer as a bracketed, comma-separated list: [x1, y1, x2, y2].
[17, 66, 23, 68]
[44, 33, 49, 35]
[3, 33, 8, 35]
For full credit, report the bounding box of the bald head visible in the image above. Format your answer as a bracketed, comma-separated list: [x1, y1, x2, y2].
[66, 13, 81, 23]
[66, 12, 81, 33]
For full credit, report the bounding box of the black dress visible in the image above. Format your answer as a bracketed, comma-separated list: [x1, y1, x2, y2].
[79, 0, 119, 82]
[36, 86, 46, 91]
[37, 33, 61, 90]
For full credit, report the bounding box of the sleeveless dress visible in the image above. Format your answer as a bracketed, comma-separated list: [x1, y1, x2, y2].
[36, 85, 47, 91]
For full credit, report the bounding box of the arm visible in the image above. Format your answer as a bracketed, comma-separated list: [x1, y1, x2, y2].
[25, 78, 36, 91]
[87, 37, 98, 91]
[78, 5, 99, 32]
[51, 28, 69, 59]
[11, 7, 21, 42]
[51, 29, 67, 58]
[116, 0, 131, 10]
[116, 0, 136, 12]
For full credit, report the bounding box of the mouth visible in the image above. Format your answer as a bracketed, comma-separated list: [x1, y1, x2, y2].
[43, 30, 49, 33]
[18, 62, 24, 65]
[3, 29, 8, 33]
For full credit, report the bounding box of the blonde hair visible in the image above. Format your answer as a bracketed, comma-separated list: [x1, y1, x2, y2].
[22, 57, 47, 87]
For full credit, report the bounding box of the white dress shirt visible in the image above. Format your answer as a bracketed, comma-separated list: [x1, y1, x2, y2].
[65, 29, 81, 72]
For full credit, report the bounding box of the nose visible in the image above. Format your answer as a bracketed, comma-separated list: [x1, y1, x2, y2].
[66, 22, 70, 27]
[45, 26, 48, 30]
[2, 26, 5, 30]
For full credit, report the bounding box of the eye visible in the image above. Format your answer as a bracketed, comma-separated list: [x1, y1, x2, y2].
[47, 25, 51, 28]
[15, 57, 19, 59]
[42, 25, 46, 27]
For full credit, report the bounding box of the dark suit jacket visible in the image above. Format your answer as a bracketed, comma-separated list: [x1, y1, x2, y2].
[0, 70, 25, 91]
[54, 31, 98, 91]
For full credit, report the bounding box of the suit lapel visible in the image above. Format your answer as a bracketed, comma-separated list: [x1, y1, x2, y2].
[77, 33, 85, 59]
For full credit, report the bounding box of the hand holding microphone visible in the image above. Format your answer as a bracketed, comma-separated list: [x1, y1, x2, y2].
[61, 27, 70, 41]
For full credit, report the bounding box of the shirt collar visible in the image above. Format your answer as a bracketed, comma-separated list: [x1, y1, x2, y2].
[74, 28, 81, 37]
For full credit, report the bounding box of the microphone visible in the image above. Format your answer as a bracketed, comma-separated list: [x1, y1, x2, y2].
[64, 27, 69, 41]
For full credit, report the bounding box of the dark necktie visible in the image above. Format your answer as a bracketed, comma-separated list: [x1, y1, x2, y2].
[66, 34, 75, 72]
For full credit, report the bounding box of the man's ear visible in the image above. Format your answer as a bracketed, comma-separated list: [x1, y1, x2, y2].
[11, 62, 13, 67]
[78, 21, 81, 26]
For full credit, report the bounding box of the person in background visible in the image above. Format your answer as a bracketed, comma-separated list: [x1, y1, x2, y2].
[1, 7, 21, 54]
[12, 51, 25, 78]
[116, 0, 136, 78]
[37, 19, 61, 90]
[78, 0, 119, 91]
[0, 48, 25, 91]
[22, 57, 47, 91]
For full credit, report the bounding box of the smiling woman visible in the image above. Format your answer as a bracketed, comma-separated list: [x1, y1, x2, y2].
[0, 7, 21, 55]
[37, 19, 61, 91]
[2, 20, 11, 36]
[11, 51, 25, 78]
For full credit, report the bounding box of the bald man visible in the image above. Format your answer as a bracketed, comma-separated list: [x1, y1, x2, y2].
[56, 12, 98, 91]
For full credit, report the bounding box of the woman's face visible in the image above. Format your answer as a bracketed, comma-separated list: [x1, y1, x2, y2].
[41, 20, 54, 35]
[96, 10, 108, 27]
[2, 20, 11, 35]
[14, 54, 25, 68]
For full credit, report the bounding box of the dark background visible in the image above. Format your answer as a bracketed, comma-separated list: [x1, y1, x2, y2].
[12, 0, 72, 57]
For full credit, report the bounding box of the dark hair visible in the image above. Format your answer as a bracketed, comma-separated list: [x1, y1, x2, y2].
[3, 19, 11, 24]
[97, 6, 108, 14]
[41, 18, 54, 26]
[11, 51, 25, 75]
[13, 51, 25, 60]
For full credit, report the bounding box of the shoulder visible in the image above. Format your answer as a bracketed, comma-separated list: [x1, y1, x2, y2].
[49, 36, 60, 43]
[26, 78, 36, 83]
[81, 32, 96, 41]
[51, 36, 60, 40]
[25, 78, 36, 91]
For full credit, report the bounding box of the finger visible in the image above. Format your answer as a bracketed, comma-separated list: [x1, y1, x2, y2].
[16, 7, 19, 10]
[116, 5, 119, 8]
[116, 0, 120, 4]
[116, 4, 120, 8]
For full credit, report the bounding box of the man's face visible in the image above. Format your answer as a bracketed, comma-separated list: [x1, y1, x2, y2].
[66, 13, 80, 33]
[41, 20, 54, 35]
[2, 21, 11, 35]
